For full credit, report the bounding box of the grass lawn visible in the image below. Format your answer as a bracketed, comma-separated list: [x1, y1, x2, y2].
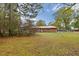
[0, 32, 79, 56]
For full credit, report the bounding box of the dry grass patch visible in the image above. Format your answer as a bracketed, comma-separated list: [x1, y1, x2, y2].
[0, 32, 79, 56]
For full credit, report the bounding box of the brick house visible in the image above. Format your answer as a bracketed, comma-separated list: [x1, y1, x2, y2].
[32, 26, 57, 32]
[72, 28, 79, 32]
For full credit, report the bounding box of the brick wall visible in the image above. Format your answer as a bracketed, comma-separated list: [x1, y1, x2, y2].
[33, 28, 57, 32]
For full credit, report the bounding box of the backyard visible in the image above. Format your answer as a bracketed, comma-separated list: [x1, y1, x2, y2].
[0, 32, 79, 56]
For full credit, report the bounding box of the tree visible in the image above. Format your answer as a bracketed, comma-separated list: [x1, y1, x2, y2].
[55, 7, 74, 31]
[53, 17, 64, 30]
[18, 3, 42, 18]
[74, 15, 79, 29]
[0, 4, 5, 36]
[7, 3, 20, 36]
[4, 3, 20, 36]
[0, 3, 76, 36]
[48, 21, 55, 26]
[0, 3, 42, 37]
[18, 3, 42, 35]
[36, 20, 46, 26]
[0, 3, 20, 37]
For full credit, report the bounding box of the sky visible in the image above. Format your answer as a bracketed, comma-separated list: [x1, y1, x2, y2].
[35, 3, 64, 25]
[21, 3, 79, 25]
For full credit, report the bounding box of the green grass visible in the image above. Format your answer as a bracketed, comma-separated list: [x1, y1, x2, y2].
[0, 32, 79, 56]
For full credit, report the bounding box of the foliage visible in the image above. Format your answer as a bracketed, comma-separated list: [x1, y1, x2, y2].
[0, 3, 42, 37]
[18, 3, 42, 18]
[74, 16, 79, 28]
[18, 3, 42, 36]
[54, 7, 74, 31]
[0, 3, 19, 36]
[36, 20, 46, 26]
[48, 22, 54, 26]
